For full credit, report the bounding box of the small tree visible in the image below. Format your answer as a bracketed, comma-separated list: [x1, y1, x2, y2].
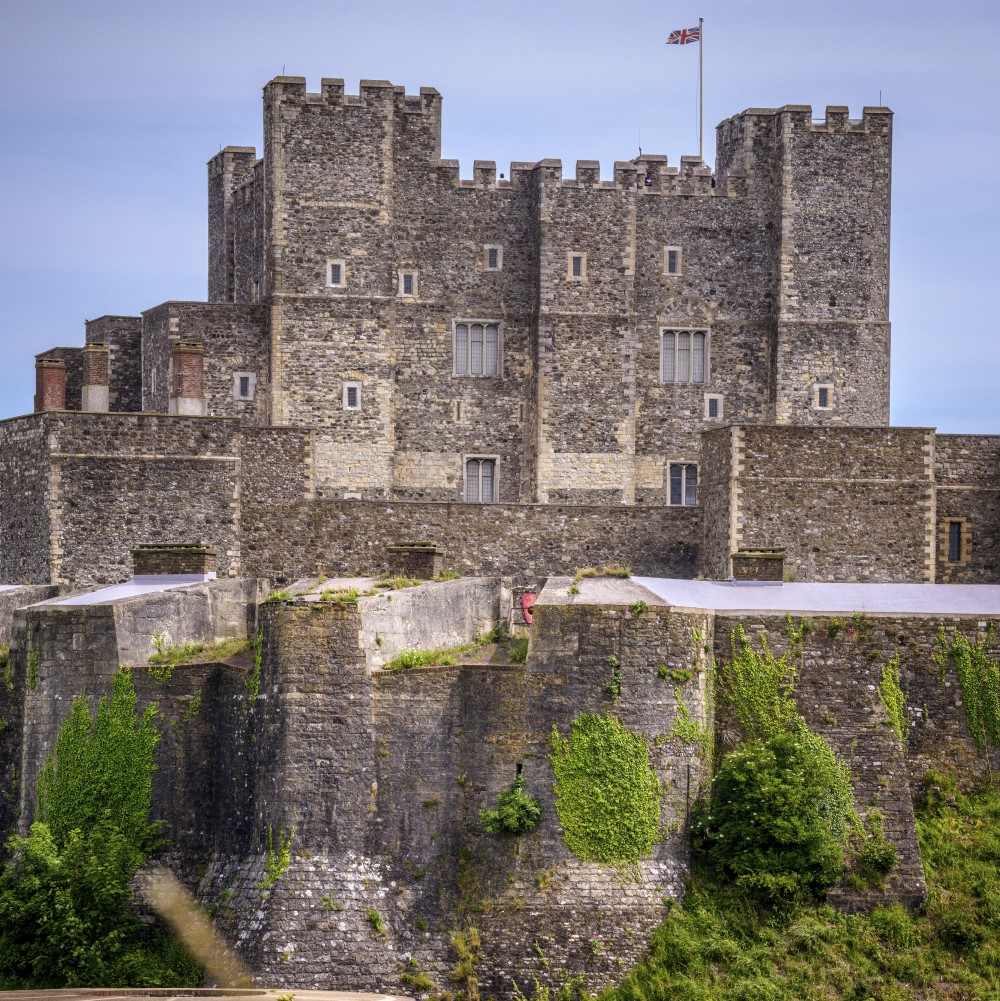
[0, 668, 198, 988]
[480, 776, 542, 835]
[691, 726, 854, 904]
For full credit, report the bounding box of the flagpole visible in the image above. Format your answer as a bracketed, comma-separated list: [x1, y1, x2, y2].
[698, 17, 704, 162]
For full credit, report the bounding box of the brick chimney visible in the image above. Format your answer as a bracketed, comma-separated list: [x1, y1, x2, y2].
[34, 357, 67, 412]
[81, 344, 110, 412]
[168, 341, 207, 416]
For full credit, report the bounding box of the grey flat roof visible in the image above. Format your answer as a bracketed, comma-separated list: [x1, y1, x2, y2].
[632, 578, 1000, 617]
[51, 575, 215, 606]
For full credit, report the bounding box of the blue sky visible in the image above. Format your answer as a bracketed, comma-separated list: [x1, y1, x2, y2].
[1, 0, 998, 431]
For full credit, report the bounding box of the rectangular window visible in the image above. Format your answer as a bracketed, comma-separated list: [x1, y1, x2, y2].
[705, 394, 723, 420]
[465, 458, 497, 503]
[661, 329, 708, 384]
[343, 381, 361, 410]
[454, 321, 501, 376]
[664, 246, 683, 275]
[232, 372, 256, 401]
[814, 383, 834, 410]
[484, 245, 503, 271]
[567, 252, 587, 281]
[398, 270, 418, 297]
[455, 401, 462, 421]
[948, 521, 962, 563]
[668, 463, 698, 506]
[327, 261, 346, 288]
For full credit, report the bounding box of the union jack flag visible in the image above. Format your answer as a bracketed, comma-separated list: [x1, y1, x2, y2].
[667, 25, 700, 44]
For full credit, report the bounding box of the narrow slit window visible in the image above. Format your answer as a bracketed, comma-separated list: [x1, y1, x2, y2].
[664, 246, 683, 275]
[572, 255, 582, 277]
[343, 382, 361, 411]
[815, 383, 834, 409]
[239, 376, 250, 398]
[948, 521, 962, 563]
[398, 270, 417, 297]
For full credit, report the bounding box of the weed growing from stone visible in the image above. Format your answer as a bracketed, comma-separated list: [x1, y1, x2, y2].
[259, 825, 294, 892]
[366, 909, 385, 935]
[26, 648, 39, 691]
[510, 637, 529, 663]
[479, 776, 542, 835]
[149, 636, 251, 680]
[603, 656, 622, 702]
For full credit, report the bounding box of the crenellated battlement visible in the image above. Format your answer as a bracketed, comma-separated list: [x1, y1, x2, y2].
[263, 75, 443, 116]
[432, 152, 743, 196]
[717, 103, 892, 144]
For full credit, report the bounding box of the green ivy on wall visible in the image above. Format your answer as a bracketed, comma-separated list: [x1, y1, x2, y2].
[717, 625, 799, 741]
[549, 713, 662, 864]
[934, 626, 1000, 751]
[878, 655, 907, 744]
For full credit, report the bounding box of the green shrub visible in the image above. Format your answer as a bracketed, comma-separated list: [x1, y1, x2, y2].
[510, 637, 529, 663]
[480, 776, 542, 835]
[691, 726, 854, 904]
[0, 668, 198, 987]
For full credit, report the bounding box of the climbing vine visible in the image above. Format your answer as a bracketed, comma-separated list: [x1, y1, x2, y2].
[934, 626, 1000, 751]
[259, 824, 295, 891]
[717, 625, 800, 740]
[243, 632, 263, 706]
[549, 713, 662, 864]
[37, 667, 160, 851]
[879, 655, 907, 744]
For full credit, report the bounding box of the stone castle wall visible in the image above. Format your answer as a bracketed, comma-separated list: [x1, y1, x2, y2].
[200, 579, 714, 995]
[934, 434, 1000, 583]
[4, 413, 999, 590]
[701, 424, 937, 581]
[191, 83, 896, 505]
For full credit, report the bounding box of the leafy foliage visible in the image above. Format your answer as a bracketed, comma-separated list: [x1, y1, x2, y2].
[259, 824, 294, 891]
[717, 625, 800, 741]
[37, 667, 160, 852]
[934, 626, 1000, 750]
[549, 714, 662, 864]
[878, 654, 908, 743]
[479, 776, 542, 835]
[0, 668, 198, 988]
[602, 776, 1000, 1001]
[691, 726, 855, 903]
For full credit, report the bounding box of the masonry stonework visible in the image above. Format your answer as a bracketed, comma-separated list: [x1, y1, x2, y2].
[2, 70, 1000, 999]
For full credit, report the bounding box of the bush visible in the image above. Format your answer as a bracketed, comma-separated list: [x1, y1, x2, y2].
[0, 668, 198, 988]
[480, 776, 542, 835]
[691, 726, 854, 903]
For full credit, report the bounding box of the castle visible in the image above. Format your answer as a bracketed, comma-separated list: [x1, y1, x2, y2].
[0, 77, 998, 995]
